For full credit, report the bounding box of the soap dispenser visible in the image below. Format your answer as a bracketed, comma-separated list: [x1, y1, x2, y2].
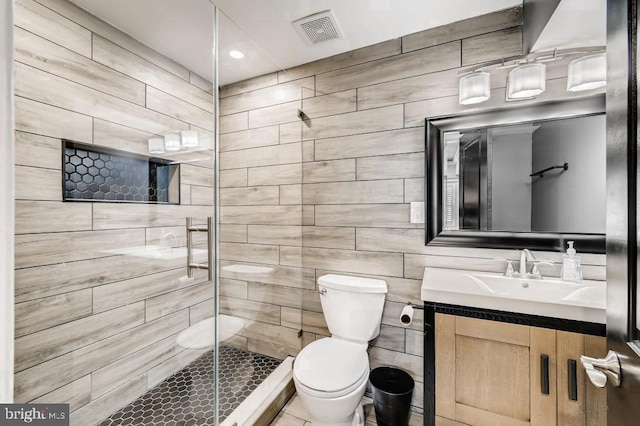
[561, 241, 583, 282]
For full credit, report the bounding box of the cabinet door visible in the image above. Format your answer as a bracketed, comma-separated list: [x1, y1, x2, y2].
[530, 327, 558, 426]
[557, 331, 586, 426]
[556, 331, 607, 426]
[435, 314, 554, 426]
[434, 315, 605, 426]
[435, 314, 457, 420]
[583, 335, 606, 426]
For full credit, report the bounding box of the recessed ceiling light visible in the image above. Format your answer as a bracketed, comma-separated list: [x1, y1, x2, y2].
[229, 50, 244, 59]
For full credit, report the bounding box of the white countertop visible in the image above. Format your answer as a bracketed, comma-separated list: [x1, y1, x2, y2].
[421, 267, 606, 324]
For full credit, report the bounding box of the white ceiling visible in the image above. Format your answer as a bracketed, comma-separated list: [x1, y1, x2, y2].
[531, 0, 605, 52]
[69, 0, 216, 79]
[213, 0, 523, 84]
[70, 0, 522, 86]
[68, 0, 605, 87]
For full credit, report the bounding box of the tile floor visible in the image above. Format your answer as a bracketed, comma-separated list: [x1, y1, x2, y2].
[269, 393, 424, 426]
[99, 345, 281, 425]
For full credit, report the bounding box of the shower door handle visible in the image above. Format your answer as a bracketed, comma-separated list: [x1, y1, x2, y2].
[186, 217, 213, 281]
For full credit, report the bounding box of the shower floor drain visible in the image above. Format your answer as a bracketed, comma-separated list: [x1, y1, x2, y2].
[98, 345, 281, 425]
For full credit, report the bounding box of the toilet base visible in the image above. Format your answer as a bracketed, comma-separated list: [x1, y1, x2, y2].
[310, 402, 364, 426]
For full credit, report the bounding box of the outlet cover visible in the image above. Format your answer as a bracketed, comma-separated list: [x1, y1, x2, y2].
[410, 201, 424, 224]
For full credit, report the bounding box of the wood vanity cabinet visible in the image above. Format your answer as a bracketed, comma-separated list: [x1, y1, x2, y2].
[434, 314, 606, 426]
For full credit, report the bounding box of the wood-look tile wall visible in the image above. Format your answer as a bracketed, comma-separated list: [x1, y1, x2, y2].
[219, 5, 607, 413]
[13, 0, 214, 424]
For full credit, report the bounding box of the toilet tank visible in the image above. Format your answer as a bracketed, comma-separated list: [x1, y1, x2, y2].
[318, 274, 387, 342]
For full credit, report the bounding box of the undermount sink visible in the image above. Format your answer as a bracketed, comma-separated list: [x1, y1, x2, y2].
[467, 273, 603, 303]
[421, 268, 606, 323]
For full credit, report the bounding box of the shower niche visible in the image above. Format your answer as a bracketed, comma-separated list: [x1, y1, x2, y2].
[62, 140, 180, 204]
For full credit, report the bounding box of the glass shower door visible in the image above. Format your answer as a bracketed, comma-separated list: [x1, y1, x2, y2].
[214, 8, 306, 425]
[0, 0, 15, 406]
[10, 0, 218, 424]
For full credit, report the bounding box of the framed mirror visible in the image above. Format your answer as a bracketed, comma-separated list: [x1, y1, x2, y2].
[425, 95, 606, 253]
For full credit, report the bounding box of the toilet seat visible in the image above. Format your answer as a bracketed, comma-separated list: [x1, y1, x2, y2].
[295, 366, 369, 399]
[294, 338, 369, 398]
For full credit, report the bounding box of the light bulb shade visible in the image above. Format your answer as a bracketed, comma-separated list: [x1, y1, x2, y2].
[567, 53, 606, 92]
[181, 130, 199, 148]
[508, 63, 546, 99]
[459, 72, 491, 105]
[164, 133, 181, 151]
[148, 137, 165, 154]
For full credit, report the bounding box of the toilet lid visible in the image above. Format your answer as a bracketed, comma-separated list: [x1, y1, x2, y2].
[294, 338, 368, 393]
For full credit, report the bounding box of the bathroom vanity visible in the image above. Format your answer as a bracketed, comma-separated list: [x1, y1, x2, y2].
[421, 94, 609, 426]
[421, 268, 606, 426]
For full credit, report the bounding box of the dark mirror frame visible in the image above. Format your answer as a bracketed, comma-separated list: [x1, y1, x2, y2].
[425, 95, 606, 254]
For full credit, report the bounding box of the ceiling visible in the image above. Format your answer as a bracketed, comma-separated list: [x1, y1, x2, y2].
[212, 0, 523, 84]
[531, 0, 605, 52]
[70, 0, 521, 86]
[68, 0, 605, 87]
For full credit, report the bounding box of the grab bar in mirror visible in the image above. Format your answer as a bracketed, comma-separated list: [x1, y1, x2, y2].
[530, 162, 569, 178]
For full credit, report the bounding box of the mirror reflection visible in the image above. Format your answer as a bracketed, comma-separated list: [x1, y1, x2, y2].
[443, 114, 606, 234]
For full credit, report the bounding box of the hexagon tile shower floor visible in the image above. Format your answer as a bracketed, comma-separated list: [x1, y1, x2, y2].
[98, 345, 282, 425]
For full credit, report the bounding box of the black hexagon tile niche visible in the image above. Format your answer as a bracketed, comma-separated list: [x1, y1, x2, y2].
[63, 140, 177, 204]
[98, 346, 281, 425]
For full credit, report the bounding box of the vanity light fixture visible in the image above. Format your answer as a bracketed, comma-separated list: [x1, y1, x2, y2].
[164, 133, 181, 151]
[507, 63, 546, 100]
[567, 52, 606, 92]
[181, 130, 199, 148]
[147, 137, 165, 155]
[458, 72, 491, 105]
[456, 48, 606, 106]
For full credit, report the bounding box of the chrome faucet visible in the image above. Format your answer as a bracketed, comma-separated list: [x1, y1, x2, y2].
[495, 250, 552, 279]
[519, 249, 535, 276]
[516, 249, 553, 279]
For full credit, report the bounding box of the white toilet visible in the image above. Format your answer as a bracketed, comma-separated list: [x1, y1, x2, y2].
[293, 274, 387, 426]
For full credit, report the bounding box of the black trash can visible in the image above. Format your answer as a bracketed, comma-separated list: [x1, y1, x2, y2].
[369, 367, 414, 426]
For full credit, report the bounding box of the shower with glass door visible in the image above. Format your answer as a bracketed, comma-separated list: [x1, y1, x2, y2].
[5, 0, 301, 424]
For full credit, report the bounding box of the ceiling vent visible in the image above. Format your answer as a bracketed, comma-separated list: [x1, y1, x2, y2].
[293, 10, 343, 45]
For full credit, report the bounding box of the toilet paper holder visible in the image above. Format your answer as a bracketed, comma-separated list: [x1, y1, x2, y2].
[400, 302, 423, 326]
[405, 302, 424, 310]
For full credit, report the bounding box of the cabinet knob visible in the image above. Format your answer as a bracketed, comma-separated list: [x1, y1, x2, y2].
[580, 350, 622, 388]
